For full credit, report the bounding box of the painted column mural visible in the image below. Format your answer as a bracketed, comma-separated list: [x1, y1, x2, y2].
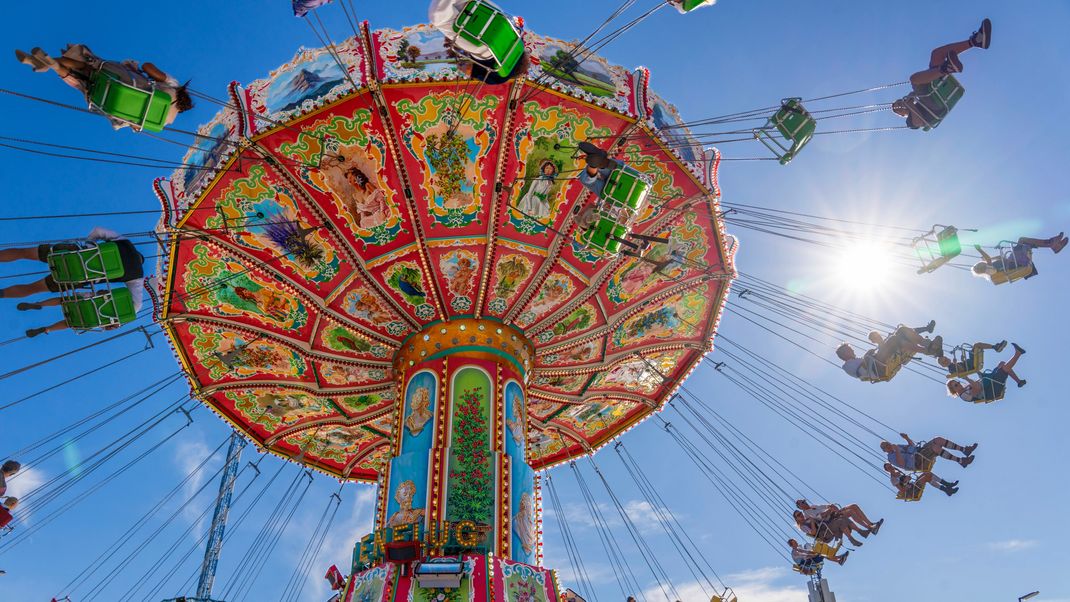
[381, 318, 537, 563]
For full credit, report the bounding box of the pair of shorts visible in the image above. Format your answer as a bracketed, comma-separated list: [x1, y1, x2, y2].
[992, 244, 1032, 272]
[980, 366, 1009, 400]
[915, 445, 936, 468]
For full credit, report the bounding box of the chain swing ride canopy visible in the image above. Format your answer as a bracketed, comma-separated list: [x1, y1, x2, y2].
[154, 20, 736, 484]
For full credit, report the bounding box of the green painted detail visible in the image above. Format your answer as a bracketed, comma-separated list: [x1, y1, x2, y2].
[447, 367, 493, 524]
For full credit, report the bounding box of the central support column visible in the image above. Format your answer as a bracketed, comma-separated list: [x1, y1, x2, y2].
[380, 318, 537, 563]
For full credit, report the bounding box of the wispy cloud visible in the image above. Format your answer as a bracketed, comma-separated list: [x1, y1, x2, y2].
[544, 498, 674, 535]
[298, 484, 377, 600]
[4, 466, 46, 522]
[545, 558, 619, 586]
[641, 567, 806, 602]
[4, 466, 45, 499]
[173, 436, 219, 537]
[987, 539, 1038, 553]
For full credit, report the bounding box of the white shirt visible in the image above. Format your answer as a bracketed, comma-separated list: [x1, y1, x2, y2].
[801, 505, 833, 521]
[86, 227, 145, 312]
[791, 543, 817, 563]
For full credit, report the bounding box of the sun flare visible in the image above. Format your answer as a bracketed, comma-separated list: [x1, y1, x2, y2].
[832, 241, 897, 295]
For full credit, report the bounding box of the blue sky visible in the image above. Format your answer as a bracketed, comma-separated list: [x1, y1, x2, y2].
[1, 1, 1068, 601]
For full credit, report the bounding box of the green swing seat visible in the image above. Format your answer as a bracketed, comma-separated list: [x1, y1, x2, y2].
[677, 0, 716, 11]
[600, 164, 651, 211]
[47, 242, 126, 284]
[911, 75, 965, 131]
[581, 164, 651, 255]
[913, 225, 963, 274]
[581, 215, 629, 255]
[755, 98, 816, 165]
[61, 286, 137, 331]
[88, 68, 173, 133]
[453, 0, 525, 78]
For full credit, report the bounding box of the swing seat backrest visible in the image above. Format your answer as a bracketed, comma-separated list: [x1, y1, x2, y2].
[912, 225, 961, 273]
[860, 351, 909, 383]
[600, 165, 650, 211]
[935, 226, 962, 258]
[581, 215, 628, 255]
[47, 242, 126, 285]
[914, 75, 965, 131]
[969, 389, 1005, 404]
[792, 563, 820, 575]
[946, 345, 984, 378]
[678, 0, 716, 11]
[88, 68, 173, 133]
[755, 98, 816, 165]
[61, 286, 136, 330]
[812, 540, 841, 559]
[896, 483, 924, 502]
[453, 0, 525, 77]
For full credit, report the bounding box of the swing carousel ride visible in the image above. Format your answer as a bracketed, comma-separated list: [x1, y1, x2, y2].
[155, 7, 731, 600]
[4, 1, 1046, 601]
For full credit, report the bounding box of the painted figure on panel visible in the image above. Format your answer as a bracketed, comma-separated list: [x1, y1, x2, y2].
[513, 491, 536, 555]
[405, 386, 433, 435]
[386, 479, 425, 528]
[507, 394, 525, 448]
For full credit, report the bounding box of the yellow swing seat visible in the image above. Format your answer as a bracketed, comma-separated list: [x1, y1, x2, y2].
[811, 540, 841, 560]
[710, 588, 737, 602]
[988, 240, 1038, 285]
[859, 351, 911, 384]
[945, 344, 985, 379]
[896, 482, 925, 502]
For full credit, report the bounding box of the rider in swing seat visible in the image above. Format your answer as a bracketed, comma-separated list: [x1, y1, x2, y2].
[972, 234, 1067, 285]
[789, 538, 847, 569]
[15, 44, 193, 131]
[891, 19, 990, 130]
[795, 499, 883, 536]
[939, 340, 1006, 377]
[836, 321, 944, 382]
[0, 497, 18, 530]
[576, 141, 622, 198]
[430, 0, 530, 84]
[0, 227, 146, 337]
[881, 434, 977, 471]
[947, 343, 1027, 403]
[885, 463, 958, 499]
[0, 461, 20, 498]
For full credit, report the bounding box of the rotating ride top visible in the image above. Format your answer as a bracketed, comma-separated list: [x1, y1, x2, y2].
[152, 7, 734, 601]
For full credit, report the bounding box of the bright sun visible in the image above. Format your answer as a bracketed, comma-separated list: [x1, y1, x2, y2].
[832, 241, 897, 294]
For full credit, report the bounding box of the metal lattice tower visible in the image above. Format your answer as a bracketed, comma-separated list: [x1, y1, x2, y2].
[194, 432, 245, 601]
[808, 573, 837, 602]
